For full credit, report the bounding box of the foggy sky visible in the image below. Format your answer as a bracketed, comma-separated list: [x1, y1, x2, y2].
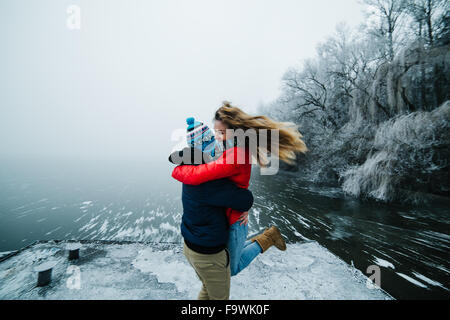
[0, 0, 365, 162]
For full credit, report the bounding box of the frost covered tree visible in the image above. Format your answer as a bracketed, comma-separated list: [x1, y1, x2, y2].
[258, 1, 449, 202]
[403, 0, 449, 46]
[281, 59, 337, 130]
[361, 0, 408, 61]
[279, 22, 382, 131]
[316, 23, 384, 121]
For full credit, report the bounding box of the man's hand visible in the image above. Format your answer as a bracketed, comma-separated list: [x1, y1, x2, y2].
[238, 211, 249, 226]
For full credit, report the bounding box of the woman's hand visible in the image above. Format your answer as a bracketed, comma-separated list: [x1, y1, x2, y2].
[238, 211, 249, 226]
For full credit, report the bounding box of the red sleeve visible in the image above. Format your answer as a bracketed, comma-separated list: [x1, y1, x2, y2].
[171, 147, 247, 185]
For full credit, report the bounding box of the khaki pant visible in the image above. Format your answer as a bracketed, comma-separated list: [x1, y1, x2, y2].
[183, 242, 231, 300]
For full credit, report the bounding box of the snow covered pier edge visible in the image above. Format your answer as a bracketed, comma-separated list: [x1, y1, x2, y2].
[0, 239, 394, 300]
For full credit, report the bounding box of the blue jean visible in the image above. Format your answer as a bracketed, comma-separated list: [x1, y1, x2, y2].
[227, 221, 262, 276]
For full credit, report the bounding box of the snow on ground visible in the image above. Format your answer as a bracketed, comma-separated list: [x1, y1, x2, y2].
[0, 240, 393, 300]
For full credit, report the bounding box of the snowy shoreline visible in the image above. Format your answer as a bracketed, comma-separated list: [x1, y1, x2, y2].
[0, 240, 393, 300]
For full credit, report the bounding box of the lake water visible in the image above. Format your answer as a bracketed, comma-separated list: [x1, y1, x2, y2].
[0, 155, 449, 299]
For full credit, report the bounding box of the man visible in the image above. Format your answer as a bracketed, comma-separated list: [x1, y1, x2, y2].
[180, 177, 254, 300]
[170, 145, 254, 300]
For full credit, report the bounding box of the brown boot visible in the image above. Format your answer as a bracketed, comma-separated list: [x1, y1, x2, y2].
[251, 226, 287, 253]
[250, 227, 268, 243]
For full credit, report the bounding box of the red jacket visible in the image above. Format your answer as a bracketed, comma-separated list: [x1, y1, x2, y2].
[171, 146, 252, 226]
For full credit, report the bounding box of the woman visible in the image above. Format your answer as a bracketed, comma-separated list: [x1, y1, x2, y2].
[172, 101, 308, 276]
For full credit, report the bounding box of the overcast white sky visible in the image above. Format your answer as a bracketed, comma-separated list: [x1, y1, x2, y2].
[0, 0, 365, 161]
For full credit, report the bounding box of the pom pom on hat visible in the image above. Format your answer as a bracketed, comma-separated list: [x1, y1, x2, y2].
[186, 117, 203, 132]
[186, 117, 195, 125]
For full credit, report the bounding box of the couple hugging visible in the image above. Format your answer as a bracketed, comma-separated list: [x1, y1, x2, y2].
[169, 101, 308, 300]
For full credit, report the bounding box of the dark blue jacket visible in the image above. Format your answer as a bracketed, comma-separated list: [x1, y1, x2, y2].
[180, 178, 253, 253]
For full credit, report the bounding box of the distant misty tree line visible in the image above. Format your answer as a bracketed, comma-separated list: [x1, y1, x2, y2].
[257, 0, 449, 203]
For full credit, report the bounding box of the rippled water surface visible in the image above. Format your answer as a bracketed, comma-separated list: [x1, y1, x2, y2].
[1, 156, 449, 299]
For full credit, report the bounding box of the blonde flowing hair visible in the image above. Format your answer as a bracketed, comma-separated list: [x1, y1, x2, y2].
[214, 101, 309, 167]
